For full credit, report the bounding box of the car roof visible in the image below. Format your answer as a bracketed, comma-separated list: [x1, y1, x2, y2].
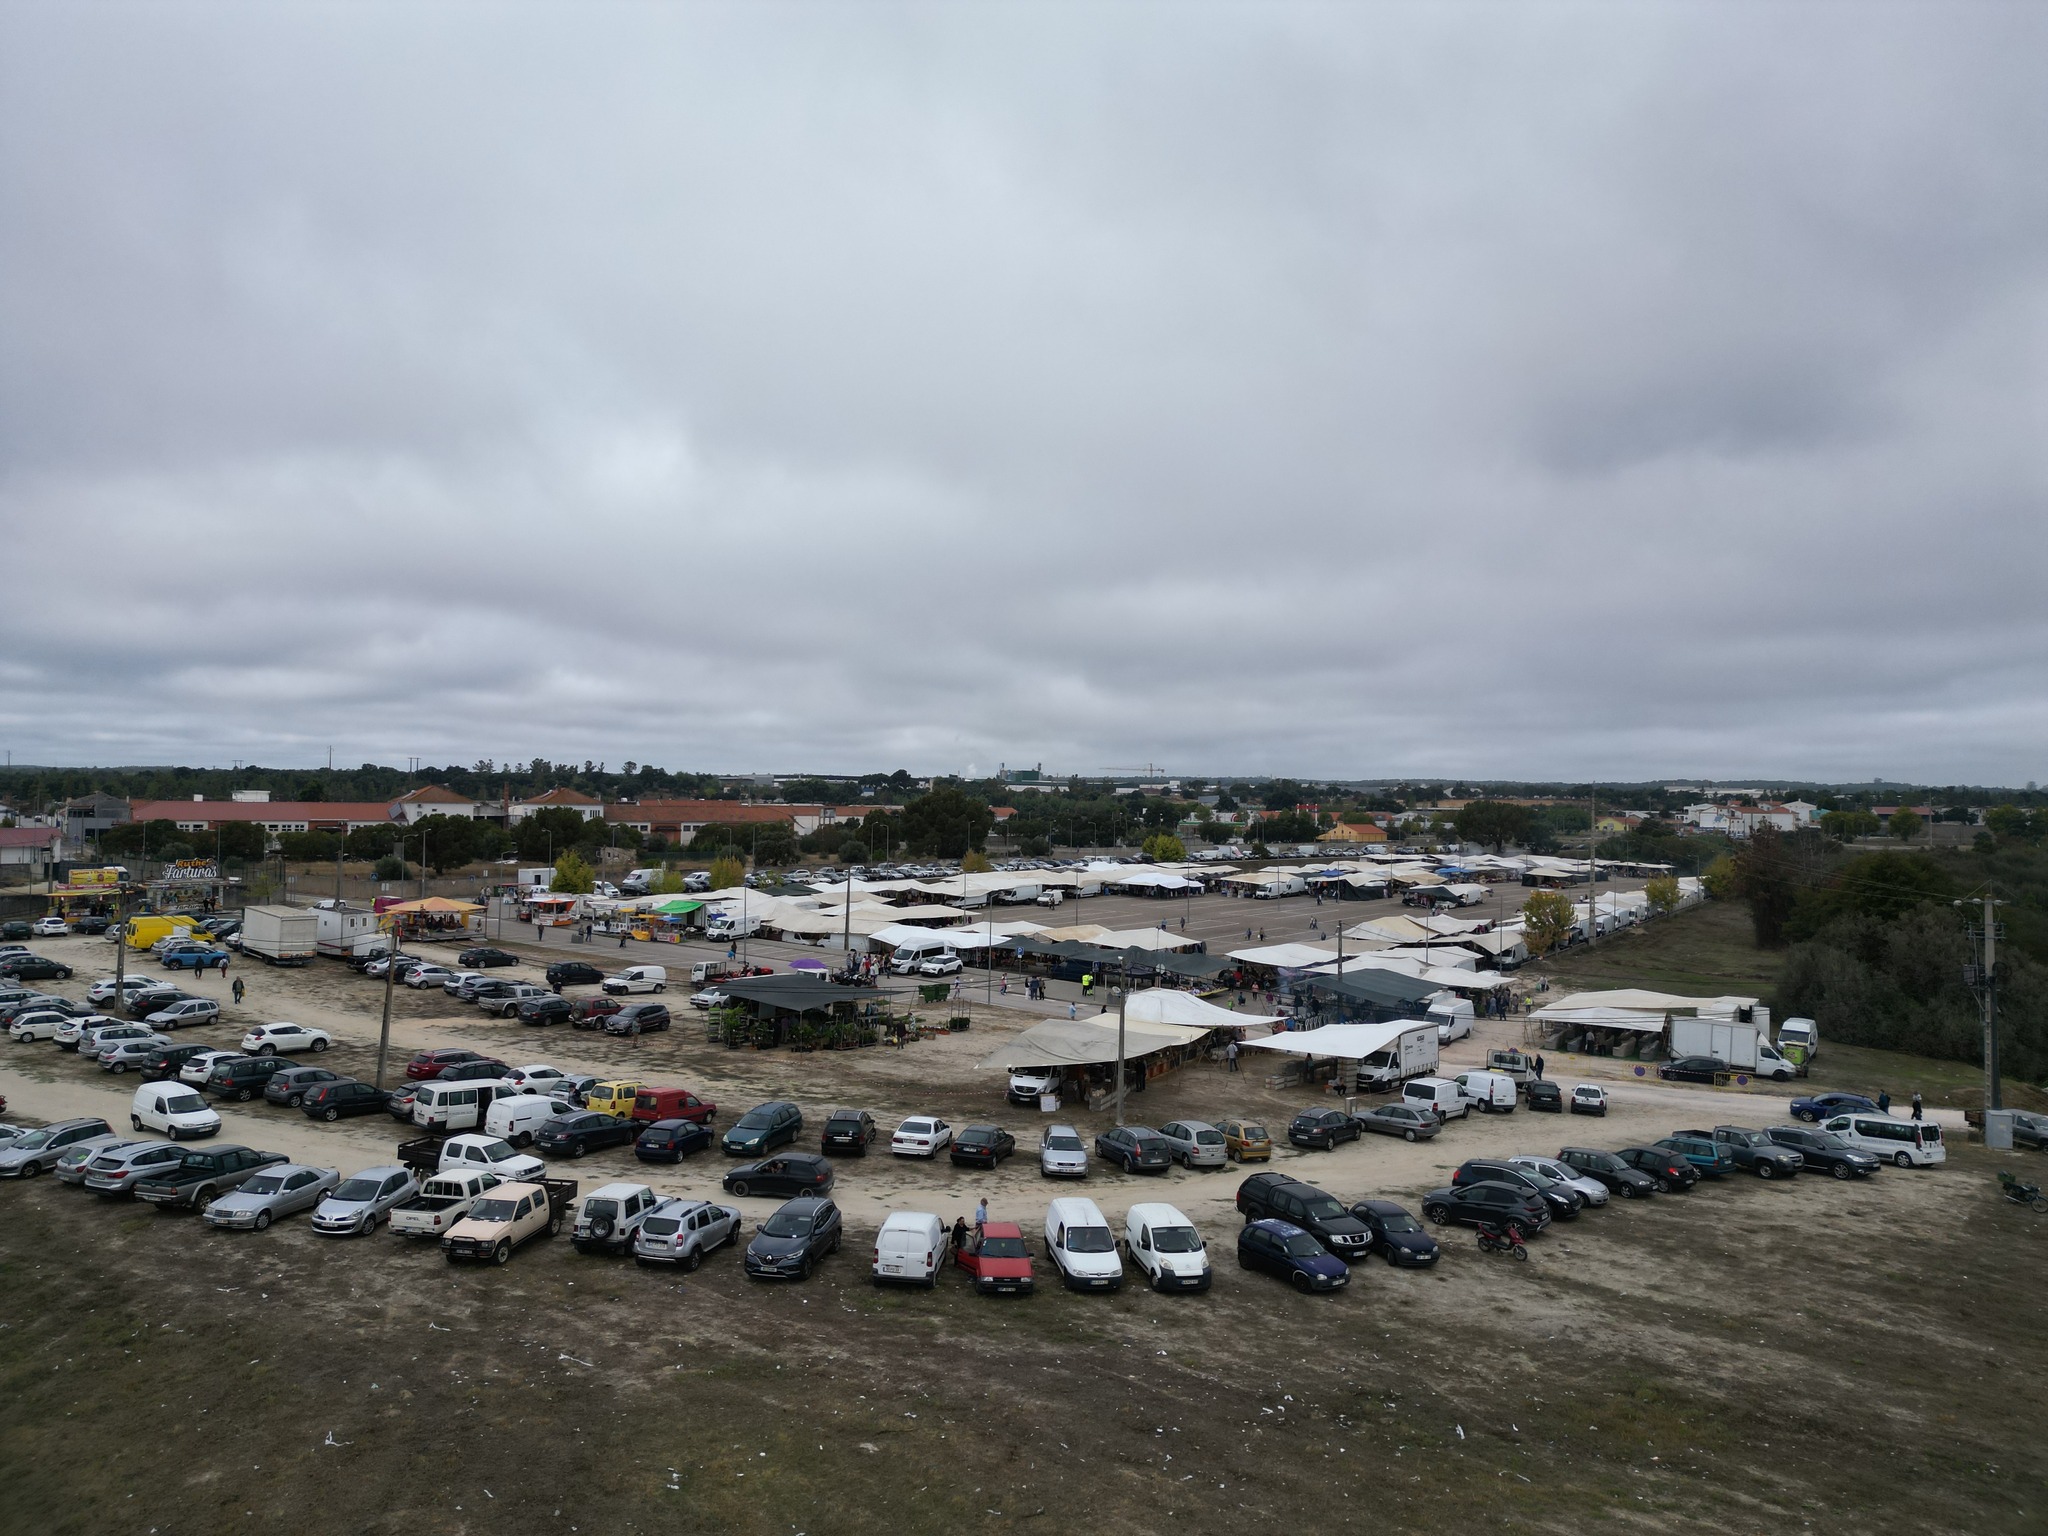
[342, 1164, 407, 1181]
[590, 1181, 651, 1199]
[1126, 1201, 1190, 1226]
[1355, 1199, 1409, 1216]
[1249, 1218, 1306, 1237]
[1047, 1195, 1107, 1221]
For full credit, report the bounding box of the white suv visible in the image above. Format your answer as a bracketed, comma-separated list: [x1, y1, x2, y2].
[571, 1182, 662, 1255]
[240, 1022, 332, 1056]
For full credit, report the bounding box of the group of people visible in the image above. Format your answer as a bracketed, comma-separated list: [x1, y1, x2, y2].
[949, 1197, 992, 1254]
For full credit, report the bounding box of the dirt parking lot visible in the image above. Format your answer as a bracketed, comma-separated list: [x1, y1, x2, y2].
[2, 929, 2044, 1534]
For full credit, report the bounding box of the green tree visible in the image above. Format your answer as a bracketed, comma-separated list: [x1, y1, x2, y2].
[551, 850, 596, 894]
[217, 821, 271, 862]
[1142, 832, 1187, 862]
[1700, 853, 1739, 900]
[1454, 800, 1532, 854]
[515, 806, 593, 861]
[960, 850, 994, 873]
[373, 854, 409, 882]
[275, 830, 340, 862]
[654, 869, 686, 895]
[1521, 889, 1577, 956]
[1887, 808, 1924, 843]
[1984, 804, 2037, 844]
[708, 854, 745, 892]
[1820, 809, 1881, 841]
[837, 840, 870, 865]
[1644, 875, 1680, 914]
[899, 788, 994, 858]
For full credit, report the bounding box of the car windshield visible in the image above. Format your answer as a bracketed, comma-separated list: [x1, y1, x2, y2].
[1152, 1226, 1202, 1253]
[1807, 1132, 1849, 1150]
[1302, 1194, 1346, 1220]
[242, 1175, 285, 1195]
[736, 1111, 774, 1130]
[332, 1178, 383, 1201]
[10, 1129, 52, 1150]
[1920, 1126, 1942, 1144]
[1584, 1153, 1625, 1172]
[165, 1095, 205, 1114]
[1730, 1130, 1766, 1146]
[1130, 1132, 1166, 1148]
[1378, 1212, 1424, 1234]
[900, 1121, 934, 1135]
[826, 1114, 862, 1128]
[468, 1198, 518, 1222]
[1280, 1233, 1325, 1258]
[1045, 1134, 1083, 1152]
[1065, 1226, 1115, 1253]
[980, 1235, 1028, 1258]
[585, 1199, 619, 1220]
[761, 1211, 811, 1238]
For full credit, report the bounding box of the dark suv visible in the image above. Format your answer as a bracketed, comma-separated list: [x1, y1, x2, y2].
[302, 1081, 389, 1120]
[518, 996, 573, 1027]
[1234, 1173, 1373, 1260]
[1288, 1108, 1362, 1151]
[204, 1055, 301, 1102]
[1694, 1126, 1804, 1179]
[1421, 1180, 1551, 1234]
[545, 961, 605, 989]
[1766, 1125, 1879, 1180]
[722, 1101, 803, 1157]
[605, 1002, 671, 1036]
[1556, 1147, 1658, 1199]
[1453, 1158, 1582, 1219]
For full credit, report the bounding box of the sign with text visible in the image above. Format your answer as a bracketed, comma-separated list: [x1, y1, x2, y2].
[67, 868, 121, 887]
[160, 860, 219, 882]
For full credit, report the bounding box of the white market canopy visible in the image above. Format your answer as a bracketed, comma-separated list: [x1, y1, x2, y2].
[975, 988, 1283, 1070]
[1243, 1019, 1427, 1059]
[1092, 927, 1202, 953]
[1533, 988, 1761, 1022]
[1229, 942, 1340, 969]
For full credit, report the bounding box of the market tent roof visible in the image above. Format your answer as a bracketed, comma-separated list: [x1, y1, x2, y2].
[1091, 927, 1201, 953]
[1373, 945, 1479, 971]
[1534, 988, 1759, 1020]
[719, 975, 906, 1014]
[1293, 969, 1442, 1007]
[649, 899, 703, 915]
[1244, 1019, 1424, 1058]
[1228, 942, 1339, 969]
[975, 1018, 1201, 1070]
[1104, 870, 1204, 891]
[1123, 950, 1236, 979]
[1339, 955, 1508, 992]
[1035, 924, 1111, 943]
[381, 897, 482, 914]
[1525, 1006, 1671, 1033]
[1118, 986, 1282, 1030]
[1344, 915, 1435, 943]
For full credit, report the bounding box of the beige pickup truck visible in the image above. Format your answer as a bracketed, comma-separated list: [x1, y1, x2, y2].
[441, 1178, 578, 1265]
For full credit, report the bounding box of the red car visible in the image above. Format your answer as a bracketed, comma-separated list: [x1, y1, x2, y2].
[953, 1221, 1035, 1295]
[632, 1086, 717, 1125]
[571, 997, 623, 1029]
[404, 1048, 491, 1081]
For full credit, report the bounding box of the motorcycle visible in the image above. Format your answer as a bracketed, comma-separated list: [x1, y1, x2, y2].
[1475, 1220, 1528, 1261]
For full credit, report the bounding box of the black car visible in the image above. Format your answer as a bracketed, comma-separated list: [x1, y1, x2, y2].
[1766, 1125, 1880, 1180]
[1421, 1180, 1552, 1234]
[535, 1111, 637, 1158]
[951, 1125, 1017, 1169]
[635, 1118, 715, 1163]
[723, 1152, 834, 1199]
[140, 1043, 217, 1081]
[126, 988, 191, 1020]
[1452, 1158, 1581, 1219]
[0, 921, 30, 940]
[605, 1002, 671, 1036]
[1659, 1055, 1730, 1085]
[73, 916, 112, 935]
[262, 1066, 345, 1108]
[518, 996, 574, 1027]
[743, 1195, 841, 1280]
[459, 947, 520, 968]
[468, 977, 520, 1002]
[301, 1081, 389, 1121]
[1556, 1147, 1658, 1199]
[203, 1055, 302, 1102]
[436, 1059, 509, 1083]
[1095, 1126, 1172, 1174]
[1348, 1199, 1441, 1268]
[723, 1101, 803, 1156]
[1288, 1107, 1362, 1151]
[1234, 1172, 1374, 1259]
[1525, 1080, 1564, 1113]
[0, 955, 72, 981]
[1615, 1145, 1700, 1192]
[545, 961, 605, 989]
[820, 1108, 877, 1155]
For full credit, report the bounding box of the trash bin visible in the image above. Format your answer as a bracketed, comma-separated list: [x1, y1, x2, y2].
[1984, 1109, 2016, 1150]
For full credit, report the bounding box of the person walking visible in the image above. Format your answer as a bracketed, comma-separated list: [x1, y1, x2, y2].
[1225, 1039, 1239, 1073]
[1534, 1053, 1545, 1081]
[1067, 1000, 1077, 1020]
[1910, 1091, 1923, 1121]
[974, 1196, 988, 1234]
[1877, 1090, 1891, 1114]
[619, 930, 628, 948]
[231, 976, 246, 1005]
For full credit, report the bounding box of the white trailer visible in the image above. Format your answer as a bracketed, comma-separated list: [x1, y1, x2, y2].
[240, 905, 318, 967]
[314, 906, 383, 958]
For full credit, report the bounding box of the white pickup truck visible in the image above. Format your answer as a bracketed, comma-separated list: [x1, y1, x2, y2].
[388, 1169, 504, 1240]
[397, 1132, 547, 1186]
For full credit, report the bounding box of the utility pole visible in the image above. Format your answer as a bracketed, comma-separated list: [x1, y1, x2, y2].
[1961, 895, 2003, 1112]
[1113, 983, 1127, 1127]
[375, 912, 396, 1090]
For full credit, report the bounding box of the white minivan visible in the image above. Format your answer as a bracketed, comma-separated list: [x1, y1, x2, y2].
[873, 1210, 948, 1288]
[130, 1082, 222, 1141]
[1123, 1202, 1211, 1293]
[1402, 1076, 1470, 1121]
[1453, 1070, 1519, 1113]
[602, 965, 668, 995]
[485, 1092, 577, 1148]
[412, 1080, 514, 1133]
[1822, 1112, 1947, 1168]
[1044, 1196, 1123, 1291]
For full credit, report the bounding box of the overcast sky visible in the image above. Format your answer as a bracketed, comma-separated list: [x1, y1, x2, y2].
[2, 3, 2043, 786]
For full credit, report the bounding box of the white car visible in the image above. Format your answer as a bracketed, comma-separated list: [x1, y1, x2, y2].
[14, 1010, 101, 1044]
[31, 916, 70, 937]
[87, 976, 152, 1005]
[442, 971, 486, 996]
[1570, 1084, 1610, 1117]
[890, 1116, 953, 1157]
[404, 965, 457, 989]
[129, 1082, 222, 1140]
[179, 1049, 243, 1086]
[1123, 1202, 1212, 1292]
[1038, 1124, 1090, 1179]
[503, 1065, 566, 1091]
[1508, 1154, 1610, 1208]
[688, 988, 730, 1011]
[916, 954, 963, 977]
[240, 1022, 332, 1056]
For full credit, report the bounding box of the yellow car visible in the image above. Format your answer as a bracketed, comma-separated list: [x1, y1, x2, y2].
[582, 1080, 645, 1119]
[1218, 1117, 1273, 1162]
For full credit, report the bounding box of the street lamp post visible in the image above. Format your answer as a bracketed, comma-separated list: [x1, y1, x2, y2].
[1113, 983, 1128, 1127]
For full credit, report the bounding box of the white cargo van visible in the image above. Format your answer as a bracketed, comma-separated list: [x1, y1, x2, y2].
[1044, 1196, 1123, 1291]
[129, 1082, 222, 1140]
[1122, 1202, 1211, 1293]
[485, 1092, 577, 1148]
[1453, 1069, 1518, 1113]
[1355, 1025, 1439, 1091]
[1007, 1067, 1059, 1107]
[873, 1211, 948, 1288]
[1429, 997, 1474, 1044]
[889, 935, 957, 974]
[1401, 1076, 1470, 1121]
[602, 964, 668, 995]
[1822, 1112, 1946, 1168]
[704, 912, 762, 941]
[412, 1079, 515, 1133]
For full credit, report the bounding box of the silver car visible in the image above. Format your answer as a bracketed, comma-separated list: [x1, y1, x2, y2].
[1509, 1154, 1611, 1208]
[1039, 1124, 1090, 1179]
[631, 1198, 743, 1269]
[82, 1139, 186, 1196]
[79, 1023, 160, 1061]
[60, 1138, 139, 1184]
[311, 1165, 419, 1237]
[1157, 1120, 1229, 1170]
[99, 1036, 173, 1074]
[206, 1163, 341, 1231]
[0, 1119, 121, 1177]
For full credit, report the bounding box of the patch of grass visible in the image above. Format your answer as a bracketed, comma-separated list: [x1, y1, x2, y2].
[1533, 899, 1783, 998]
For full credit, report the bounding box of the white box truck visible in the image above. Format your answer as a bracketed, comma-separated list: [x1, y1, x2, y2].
[239, 905, 318, 967]
[1669, 1015, 1797, 1081]
[1353, 1024, 1439, 1091]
